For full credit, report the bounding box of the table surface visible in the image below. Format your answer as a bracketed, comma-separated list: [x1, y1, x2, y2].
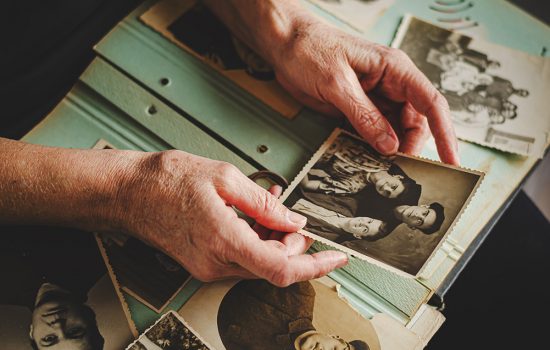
[22, 0, 550, 335]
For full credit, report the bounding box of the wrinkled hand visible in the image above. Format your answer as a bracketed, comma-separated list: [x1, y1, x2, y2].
[117, 150, 348, 286]
[273, 17, 459, 165]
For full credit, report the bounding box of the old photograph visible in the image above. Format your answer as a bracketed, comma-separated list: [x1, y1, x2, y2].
[140, 0, 301, 119]
[0, 227, 136, 350]
[179, 277, 380, 350]
[392, 15, 550, 157]
[97, 234, 192, 313]
[126, 311, 212, 350]
[308, 0, 394, 33]
[281, 129, 483, 276]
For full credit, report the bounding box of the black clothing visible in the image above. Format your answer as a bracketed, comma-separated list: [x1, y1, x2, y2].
[0, 227, 104, 309]
[1, 0, 140, 138]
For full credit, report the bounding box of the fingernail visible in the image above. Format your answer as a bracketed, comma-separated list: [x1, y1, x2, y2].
[288, 210, 307, 226]
[376, 133, 398, 154]
[335, 253, 349, 268]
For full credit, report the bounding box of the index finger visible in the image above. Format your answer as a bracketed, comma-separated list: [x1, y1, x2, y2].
[396, 53, 460, 165]
[371, 49, 460, 165]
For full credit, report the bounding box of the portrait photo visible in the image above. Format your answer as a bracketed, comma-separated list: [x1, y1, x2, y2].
[179, 277, 380, 350]
[140, 0, 302, 119]
[126, 311, 212, 350]
[97, 233, 192, 313]
[0, 226, 136, 350]
[392, 15, 550, 157]
[281, 129, 483, 276]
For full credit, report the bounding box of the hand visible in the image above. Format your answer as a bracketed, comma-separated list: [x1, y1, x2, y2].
[115, 150, 348, 286]
[272, 16, 460, 165]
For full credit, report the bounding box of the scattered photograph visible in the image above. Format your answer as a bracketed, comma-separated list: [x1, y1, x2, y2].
[392, 15, 550, 157]
[308, 0, 395, 33]
[0, 226, 137, 350]
[140, 0, 302, 119]
[126, 311, 213, 350]
[96, 233, 192, 313]
[179, 277, 380, 350]
[280, 129, 483, 276]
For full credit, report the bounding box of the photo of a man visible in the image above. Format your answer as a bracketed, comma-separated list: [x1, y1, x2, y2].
[217, 279, 370, 350]
[0, 227, 135, 350]
[179, 278, 380, 350]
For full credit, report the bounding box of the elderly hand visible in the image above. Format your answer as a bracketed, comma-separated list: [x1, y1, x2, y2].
[274, 19, 459, 165]
[204, 0, 460, 165]
[116, 150, 348, 286]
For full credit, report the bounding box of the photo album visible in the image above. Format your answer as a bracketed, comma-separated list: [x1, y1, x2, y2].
[392, 15, 550, 158]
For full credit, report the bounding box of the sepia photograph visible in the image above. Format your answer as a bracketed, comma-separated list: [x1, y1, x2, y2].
[392, 15, 550, 157]
[307, 0, 395, 33]
[126, 311, 212, 350]
[0, 226, 137, 350]
[97, 234, 192, 313]
[140, 0, 302, 119]
[281, 129, 483, 276]
[179, 277, 380, 350]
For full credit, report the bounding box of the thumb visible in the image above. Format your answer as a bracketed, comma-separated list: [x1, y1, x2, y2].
[327, 68, 399, 155]
[218, 170, 307, 232]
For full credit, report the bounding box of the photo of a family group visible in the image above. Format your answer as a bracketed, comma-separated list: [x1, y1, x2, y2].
[392, 15, 550, 157]
[282, 129, 483, 276]
[126, 311, 212, 350]
[140, 0, 302, 119]
[179, 277, 380, 350]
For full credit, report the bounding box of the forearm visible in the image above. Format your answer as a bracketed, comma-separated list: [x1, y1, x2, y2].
[202, 0, 316, 64]
[0, 138, 139, 232]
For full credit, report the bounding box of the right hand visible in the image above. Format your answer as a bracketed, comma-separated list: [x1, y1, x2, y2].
[112, 150, 348, 287]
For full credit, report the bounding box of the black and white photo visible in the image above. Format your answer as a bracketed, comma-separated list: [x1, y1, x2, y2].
[281, 129, 483, 276]
[0, 227, 136, 350]
[126, 311, 212, 350]
[392, 15, 550, 157]
[179, 278, 380, 350]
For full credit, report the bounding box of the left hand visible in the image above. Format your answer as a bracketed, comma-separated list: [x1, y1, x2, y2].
[202, 0, 459, 164]
[271, 15, 459, 165]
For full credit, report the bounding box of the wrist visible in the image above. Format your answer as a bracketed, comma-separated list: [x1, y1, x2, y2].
[254, 1, 319, 65]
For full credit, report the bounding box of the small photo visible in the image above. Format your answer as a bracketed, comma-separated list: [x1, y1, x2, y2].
[179, 277, 380, 350]
[126, 311, 212, 350]
[140, 0, 302, 119]
[97, 234, 192, 313]
[392, 15, 550, 157]
[281, 129, 483, 276]
[0, 227, 136, 350]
